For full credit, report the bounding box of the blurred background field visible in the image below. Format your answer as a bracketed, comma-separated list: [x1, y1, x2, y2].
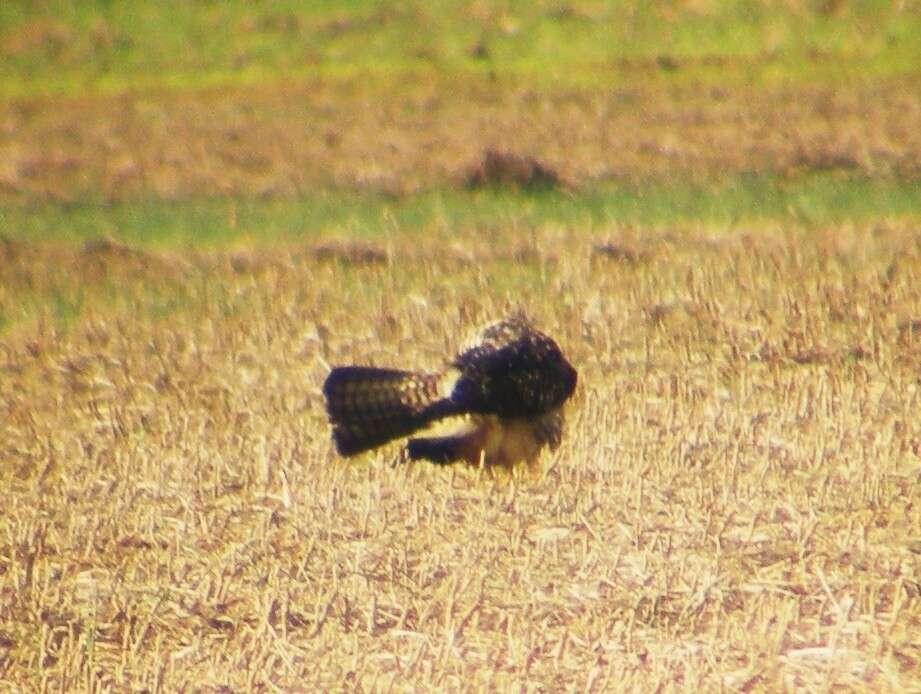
[2, 0, 921, 96]
[2, 0, 921, 333]
[2, 1, 921, 234]
[2, 1, 921, 691]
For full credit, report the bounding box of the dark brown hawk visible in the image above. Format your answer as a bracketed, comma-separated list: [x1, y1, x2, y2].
[322, 317, 577, 466]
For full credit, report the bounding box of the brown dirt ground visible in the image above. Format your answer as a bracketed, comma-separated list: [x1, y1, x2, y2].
[1, 79, 920, 201]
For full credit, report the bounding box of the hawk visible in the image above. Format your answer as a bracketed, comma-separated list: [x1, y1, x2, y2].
[322, 317, 577, 466]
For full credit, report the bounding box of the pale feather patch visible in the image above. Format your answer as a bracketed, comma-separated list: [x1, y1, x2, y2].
[437, 367, 463, 399]
[416, 412, 478, 438]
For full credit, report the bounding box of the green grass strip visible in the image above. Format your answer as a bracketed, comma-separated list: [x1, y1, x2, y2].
[2, 174, 920, 247]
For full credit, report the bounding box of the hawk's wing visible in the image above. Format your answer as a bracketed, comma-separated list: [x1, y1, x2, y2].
[448, 319, 577, 418]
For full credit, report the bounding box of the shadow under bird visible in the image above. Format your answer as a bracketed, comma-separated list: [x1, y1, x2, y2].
[322, 317, 577, 466]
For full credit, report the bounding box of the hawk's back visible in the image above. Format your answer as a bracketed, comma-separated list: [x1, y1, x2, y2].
[447, 317, 578, 418]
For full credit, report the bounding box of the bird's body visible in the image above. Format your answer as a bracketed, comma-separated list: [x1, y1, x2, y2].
[322, 317, 577, 466]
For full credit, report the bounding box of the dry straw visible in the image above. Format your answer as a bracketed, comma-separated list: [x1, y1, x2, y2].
[1, 220, 920, 690]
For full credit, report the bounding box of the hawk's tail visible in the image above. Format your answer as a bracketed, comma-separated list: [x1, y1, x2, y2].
[323, 366, 458, 457]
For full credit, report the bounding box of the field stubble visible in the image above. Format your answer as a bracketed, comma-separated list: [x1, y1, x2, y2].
[1, 221, 921, 690]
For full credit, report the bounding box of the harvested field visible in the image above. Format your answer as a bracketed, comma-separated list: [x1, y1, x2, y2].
[2, 222, 921, 690]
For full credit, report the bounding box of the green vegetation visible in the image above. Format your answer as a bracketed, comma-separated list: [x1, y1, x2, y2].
[3, 173, 921, 246]
[2, 0, 920, 97]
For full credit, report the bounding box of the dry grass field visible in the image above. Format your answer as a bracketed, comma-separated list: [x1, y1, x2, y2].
[3, 79, 921, 202]
[2, 220, 921, 691]
[3, 1, 921, 691]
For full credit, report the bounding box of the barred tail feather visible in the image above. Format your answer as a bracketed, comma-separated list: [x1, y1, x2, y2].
[323, 366, 457, 456]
